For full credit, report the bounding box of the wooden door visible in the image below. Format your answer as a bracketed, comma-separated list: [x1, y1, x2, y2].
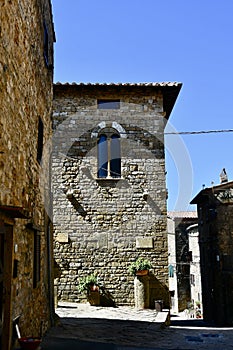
[0, 223, 13, 350]
[0, 232, 4, 344]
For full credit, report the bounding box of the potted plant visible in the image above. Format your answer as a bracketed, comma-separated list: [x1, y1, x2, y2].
[18, 337, 41, 350]
[78, 274, 100, 306]
[128, 257, 152, 276]
[195, 301, 202, 318]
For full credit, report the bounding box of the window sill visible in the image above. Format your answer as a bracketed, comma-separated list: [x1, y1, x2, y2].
[96, 177, 122, 181]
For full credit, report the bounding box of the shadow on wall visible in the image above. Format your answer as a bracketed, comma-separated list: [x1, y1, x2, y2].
[149, 273, 170, 309]
[54, 260, 62, 278]
[53, 263, 169, 310]
[99, 286, 116, 307]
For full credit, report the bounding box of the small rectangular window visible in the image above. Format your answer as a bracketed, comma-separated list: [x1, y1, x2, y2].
[190, 274, 195, 286]
[222, 255, 233, 272]
[97, 99, 120, 109]
[33, 231, 41, 288]
[37, 117, 44, 164]
[188, 251, 193, 262]
[13, 259, 18, 278]
[43, 21, 49, 66]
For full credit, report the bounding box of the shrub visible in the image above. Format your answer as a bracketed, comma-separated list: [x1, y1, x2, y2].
[128, 257, 152, 276]
[78, 274, 99, 294]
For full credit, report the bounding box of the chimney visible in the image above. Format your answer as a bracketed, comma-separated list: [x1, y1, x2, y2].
[220, 168, 228, 184]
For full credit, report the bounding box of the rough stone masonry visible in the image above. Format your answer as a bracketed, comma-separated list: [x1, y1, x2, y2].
[0, 0, 55, 348]
[52, 82, 182, 307]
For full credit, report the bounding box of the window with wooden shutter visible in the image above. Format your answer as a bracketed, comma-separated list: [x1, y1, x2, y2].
[33, 232, 41, 288]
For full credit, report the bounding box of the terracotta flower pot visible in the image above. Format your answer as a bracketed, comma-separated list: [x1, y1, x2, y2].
[136, 269, 149, 276]
[90, 284, 99, 292]
[18, 337, 41, 350]
[88, 290, 100, 306]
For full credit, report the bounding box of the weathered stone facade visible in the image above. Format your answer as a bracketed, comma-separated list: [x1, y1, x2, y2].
[52, 83, 181, 307]
[187, 223, 202, 316]
[191, 180, 233, 325]
[0, 1, 55, 348]
[167, 211, 198, 313]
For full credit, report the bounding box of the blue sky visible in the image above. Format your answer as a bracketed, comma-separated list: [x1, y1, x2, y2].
[51, 0, 233, 211]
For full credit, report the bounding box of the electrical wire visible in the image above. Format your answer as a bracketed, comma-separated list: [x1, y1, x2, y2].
[164, 129, 233, 135]
[89, 129, 233, 136]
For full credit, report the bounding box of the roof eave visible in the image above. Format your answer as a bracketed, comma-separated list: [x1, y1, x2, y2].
[53, 82, 182, 120]
[190, 180, 233, 204]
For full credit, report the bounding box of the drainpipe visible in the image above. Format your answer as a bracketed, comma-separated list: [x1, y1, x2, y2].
[47, 218, 55, 326]
[46, 150, 55, 326]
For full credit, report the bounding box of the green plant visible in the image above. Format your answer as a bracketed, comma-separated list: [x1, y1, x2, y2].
[187, 301, 194, 310]
[218, 189, 233, 202]
[78, 274, 99, 294]
[128, 257, 152, 276]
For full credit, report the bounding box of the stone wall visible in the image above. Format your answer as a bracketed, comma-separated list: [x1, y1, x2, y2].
[167, 217, 179, 313]
[187, 224, 202, 314]
[0, 0, 54, 209]
[0, 1, 54, 347]
[192, 181, 233, 325]
[52, 83, 181, 307]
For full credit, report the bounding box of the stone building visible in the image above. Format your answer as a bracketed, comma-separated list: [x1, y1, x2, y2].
[52, 82, 182, 307]
[191, 179, 233, 325]
[187, 223, 202, 316]
[0, 1, 55, 348]
[167, 211, 198, 313]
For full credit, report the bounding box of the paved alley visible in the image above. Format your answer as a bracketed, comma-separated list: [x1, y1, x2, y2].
[41, 302, 233, 349]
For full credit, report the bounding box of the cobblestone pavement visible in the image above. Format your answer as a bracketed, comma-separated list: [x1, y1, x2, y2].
[41, 302, 233, 349]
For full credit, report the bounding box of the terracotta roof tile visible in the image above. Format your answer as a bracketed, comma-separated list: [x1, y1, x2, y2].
[168, 211, 198, 219]
[54, 81, 182, 87]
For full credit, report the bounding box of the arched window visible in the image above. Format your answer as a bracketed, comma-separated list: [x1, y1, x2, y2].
[110, 134, 121, 178]
[97, 134, 108, 178]
[97, 129, 121, 178]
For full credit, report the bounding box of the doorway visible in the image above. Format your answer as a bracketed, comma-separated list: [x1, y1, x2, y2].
[0, 231, 4, 343]
[0, 222, 13, 350]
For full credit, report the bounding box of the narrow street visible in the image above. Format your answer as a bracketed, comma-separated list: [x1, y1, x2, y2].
[41, 302, 233, 349]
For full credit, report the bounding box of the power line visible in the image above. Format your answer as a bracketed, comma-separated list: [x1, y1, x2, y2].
[55, 129, 233, 142]
[165, 129, 233, 135]
[92, 129, 233, 136]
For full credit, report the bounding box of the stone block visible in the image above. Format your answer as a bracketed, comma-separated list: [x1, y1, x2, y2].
[56, 233, 69, 243]
[136, 237, 154, 248]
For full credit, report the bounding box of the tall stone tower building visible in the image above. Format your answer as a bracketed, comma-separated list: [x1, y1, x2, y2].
[52, 82, 182, 306]
[0, 1, 55, 348]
